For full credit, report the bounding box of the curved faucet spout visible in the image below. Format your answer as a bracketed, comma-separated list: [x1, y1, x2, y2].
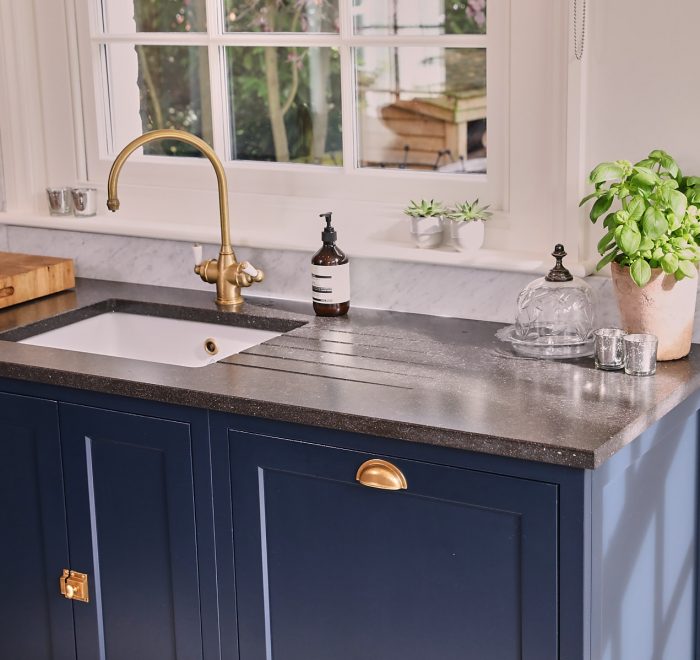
[107, 129, 233, 255]
[106, 129, 264, 308]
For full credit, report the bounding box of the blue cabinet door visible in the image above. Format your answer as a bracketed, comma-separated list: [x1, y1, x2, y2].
[227, 429, 558, 660]
[59, 403, 205, 660]
[0, 392, 75, 660]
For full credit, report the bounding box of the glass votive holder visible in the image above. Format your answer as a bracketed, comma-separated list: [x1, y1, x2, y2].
[594, 328, 627, 370]
[624, 333, 658, 376]
[46, 187, 72, 215]
[71, 187, 97, 217]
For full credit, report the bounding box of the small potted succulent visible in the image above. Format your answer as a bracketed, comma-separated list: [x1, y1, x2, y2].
[403, 199, 446, 249]
[443, 199, 492, 252]
[581, 149, 700, 360]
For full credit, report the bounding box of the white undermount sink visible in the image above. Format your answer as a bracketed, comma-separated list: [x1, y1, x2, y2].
[19, 312, 282, 367]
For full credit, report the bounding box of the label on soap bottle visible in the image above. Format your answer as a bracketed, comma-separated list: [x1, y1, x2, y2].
[311, 263, 350, 304]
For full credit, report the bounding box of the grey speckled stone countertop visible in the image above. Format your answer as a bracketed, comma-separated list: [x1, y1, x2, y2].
[0, 278, 698, 469]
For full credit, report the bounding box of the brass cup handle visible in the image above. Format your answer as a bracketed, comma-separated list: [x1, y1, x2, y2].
[355, 459, 407, 491]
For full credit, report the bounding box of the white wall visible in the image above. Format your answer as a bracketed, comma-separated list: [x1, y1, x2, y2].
[585, 0, 700, 175]
[582, 0, 700, 257]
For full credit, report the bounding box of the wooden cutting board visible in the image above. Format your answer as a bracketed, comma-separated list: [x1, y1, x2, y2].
[0, 252, 75, 309]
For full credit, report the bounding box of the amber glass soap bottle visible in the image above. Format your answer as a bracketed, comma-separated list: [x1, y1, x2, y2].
[311, 212, 350, 317]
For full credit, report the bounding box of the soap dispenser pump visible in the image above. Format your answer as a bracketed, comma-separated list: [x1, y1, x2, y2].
[311, 212, 350, 316]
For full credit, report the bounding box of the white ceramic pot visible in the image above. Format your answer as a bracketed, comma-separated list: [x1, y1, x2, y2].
[409, 215, 443, 249]
[611, 261, 698, 361]
[441, 218, 485, 252]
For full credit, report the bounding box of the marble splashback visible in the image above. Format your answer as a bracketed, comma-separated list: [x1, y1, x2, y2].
[3, 223, 689, 337]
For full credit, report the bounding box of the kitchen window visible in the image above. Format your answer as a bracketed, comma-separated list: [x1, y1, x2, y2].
[83, 1, 501, 187]
[1, 0, 581, 266]
[91, 1, 491, 172]
[72, 0, 515, 249]
[95, 0, 487, 174]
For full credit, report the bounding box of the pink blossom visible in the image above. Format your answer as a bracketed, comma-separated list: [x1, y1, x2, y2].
[286, 52, 304, 70]
[466, 0, 487, 28]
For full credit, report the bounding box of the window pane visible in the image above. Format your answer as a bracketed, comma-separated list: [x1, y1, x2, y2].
[225, 0, 339, 33]
[102, 0, 207, 33]
[355, 47, 486, 173]
[227, 46, 342, 165]
[106, 44, 212, 157]
[353, 0, 486, 36]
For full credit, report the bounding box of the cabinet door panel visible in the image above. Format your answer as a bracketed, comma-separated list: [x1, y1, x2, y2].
[60, 404, 203, 660]
[229, 431, 558, 660]
[0, 392, 75, 660]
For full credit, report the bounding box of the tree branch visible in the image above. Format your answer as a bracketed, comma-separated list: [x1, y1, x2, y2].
[137, 46, 164, 130]
[281, 2, 304, 116]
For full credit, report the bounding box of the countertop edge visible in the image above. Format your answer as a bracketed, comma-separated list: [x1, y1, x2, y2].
[0, 360, 599, 469]
[591, 383, 700, 468]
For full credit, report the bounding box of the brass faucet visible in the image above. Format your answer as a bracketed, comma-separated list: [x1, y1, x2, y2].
[106, 129, 264, 308]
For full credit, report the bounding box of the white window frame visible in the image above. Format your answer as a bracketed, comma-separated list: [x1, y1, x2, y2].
[0, 0, 593, 275]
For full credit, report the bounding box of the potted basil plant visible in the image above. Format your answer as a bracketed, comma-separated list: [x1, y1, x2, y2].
[443, 199, 492, 252]
[403, 199, 446, 249]
[581, 149, 700, 360]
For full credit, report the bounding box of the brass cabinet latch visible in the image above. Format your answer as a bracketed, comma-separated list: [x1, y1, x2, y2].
[60, 569, 89, 603]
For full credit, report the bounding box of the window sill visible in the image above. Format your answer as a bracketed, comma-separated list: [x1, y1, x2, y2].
[0, 210, 597, 277]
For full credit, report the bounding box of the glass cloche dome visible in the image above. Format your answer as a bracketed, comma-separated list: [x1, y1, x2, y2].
[497, 244, 595, 358]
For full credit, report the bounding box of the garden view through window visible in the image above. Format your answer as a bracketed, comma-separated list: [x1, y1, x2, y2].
[101, 0, 487, 173]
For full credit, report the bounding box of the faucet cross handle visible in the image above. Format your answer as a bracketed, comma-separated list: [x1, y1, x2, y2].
[236, 261, 265, 286]
[240, 262, 261, 279]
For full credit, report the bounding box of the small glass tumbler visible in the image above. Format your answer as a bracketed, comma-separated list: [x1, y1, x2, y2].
[624, 333, 658, 376]
[594, 328, 627, 370]
[46, 187, 72, 215]
[71, 187, 97, 217]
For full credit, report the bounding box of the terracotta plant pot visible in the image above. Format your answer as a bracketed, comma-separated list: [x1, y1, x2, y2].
[611, 261, 698, 361]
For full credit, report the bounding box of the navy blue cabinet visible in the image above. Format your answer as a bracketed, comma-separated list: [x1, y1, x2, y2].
[60, 404, 206, 660]
[221, 424, 559, 660]
[0, 392, 75, 660]
[14, 378, 694, 659]
[0, 384, 216, 660]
